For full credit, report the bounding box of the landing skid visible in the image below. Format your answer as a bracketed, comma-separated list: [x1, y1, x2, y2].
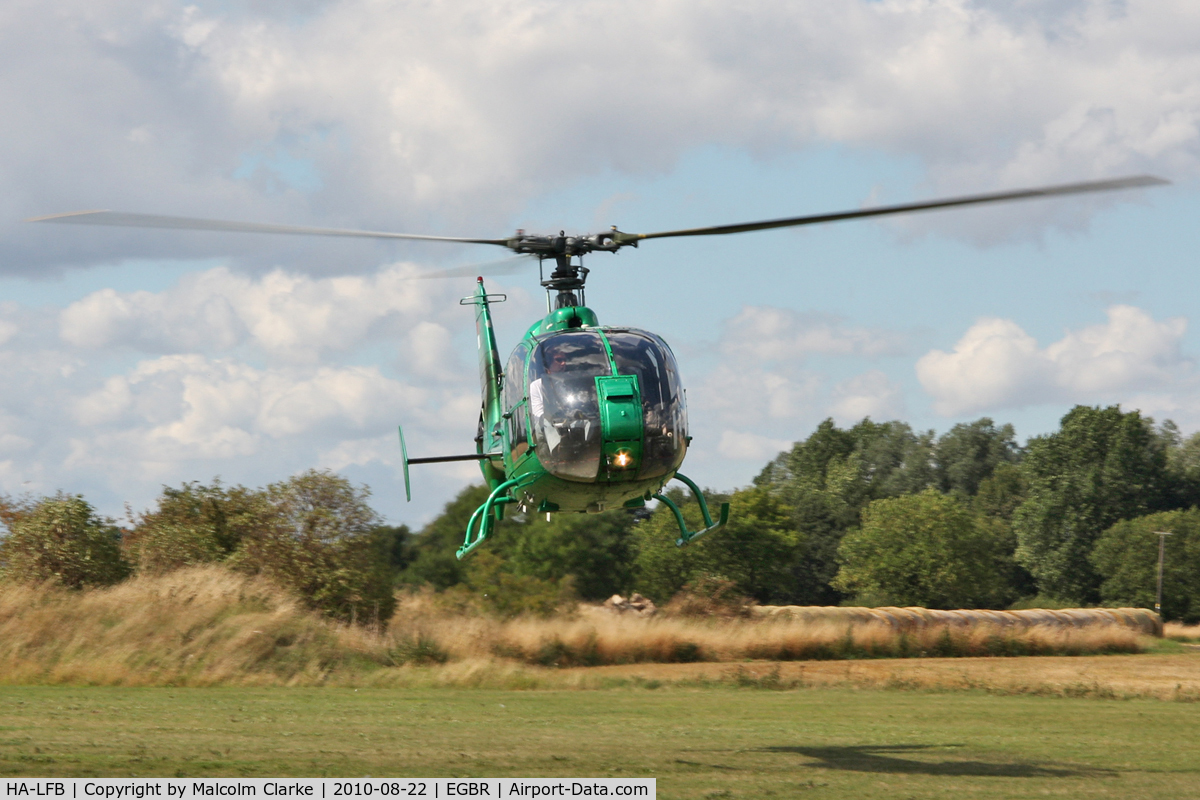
[455, 471, 728, 559]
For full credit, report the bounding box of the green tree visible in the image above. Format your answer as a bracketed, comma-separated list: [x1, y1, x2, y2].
[972, 463, 1035, 600]
[757, 418, 937, 521]
[1014, 406, 1174, 604]
[754, 421, 860, 603]
[399, 484, 637, 601]
[754, 418, 939, 603]
[1166, 428, 1200, 509]
[450, 550, 572, 618]
[973, 462, 1028, 522]
[499, 510, 636, 601]
[1092, 510, 1200, 622]
[370, 524, 415, 578]
[859, 420, 938, 498]
[0, 494, 35, 533]
[786, 491, 846, 606]
[126, 481, 271, 574]
[632, 486, 798, 604]
[935, 418, 1021, 497]
[230, 470, 395, 625]
[834, 489, 1012, 609]
[0, 494, 130, 589]
[399, 484, 512, 589]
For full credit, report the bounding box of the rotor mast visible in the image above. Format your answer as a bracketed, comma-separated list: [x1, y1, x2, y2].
[543, 251, 588, 309]
[511, 228, 625, 309]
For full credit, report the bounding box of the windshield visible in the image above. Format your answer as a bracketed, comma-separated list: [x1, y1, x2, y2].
[606, 330, 688, 479]
[528, 331, 610, 480]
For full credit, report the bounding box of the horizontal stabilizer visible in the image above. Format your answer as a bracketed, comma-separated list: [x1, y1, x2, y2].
[407, 454, 492, 465]
[399, 424, 494, 503]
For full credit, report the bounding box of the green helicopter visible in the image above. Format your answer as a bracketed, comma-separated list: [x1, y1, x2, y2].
[401, 273, 720, 558]
[29, 174, 1167, 559]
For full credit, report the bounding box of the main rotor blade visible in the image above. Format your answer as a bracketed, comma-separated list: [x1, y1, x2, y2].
[24, 210, 510, 247]
[623, 175, 1169, 243]
[412, 255, 537, 279]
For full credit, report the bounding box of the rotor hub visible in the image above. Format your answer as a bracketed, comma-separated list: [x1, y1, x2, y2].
[506, 225, 634, 259]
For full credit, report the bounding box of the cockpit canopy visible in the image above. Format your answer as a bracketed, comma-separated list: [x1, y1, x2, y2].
[516, 328, 687, 482]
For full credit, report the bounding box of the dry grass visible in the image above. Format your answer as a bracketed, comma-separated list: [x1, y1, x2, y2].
[1164, 622, 1200, 642]
[0, 568, 1162, 688]
[390, 596, 1149, 667]
[0, 567, 391, 686]
[754, 603, 1163, 635]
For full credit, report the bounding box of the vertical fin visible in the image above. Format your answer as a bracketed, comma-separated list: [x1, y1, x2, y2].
[470, 278, 506, 491]
[398, 425, 411, 502]
[473, 278, 504, 417]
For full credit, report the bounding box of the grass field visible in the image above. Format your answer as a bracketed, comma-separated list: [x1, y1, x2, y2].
[4, 569, 1197, 797]
[3, 680, 1200, 799]
[555, 648, 1200, 699]
[0, 569, 1161, 687]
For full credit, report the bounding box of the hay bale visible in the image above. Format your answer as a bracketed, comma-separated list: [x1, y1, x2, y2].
[747, 605, 1162, 636]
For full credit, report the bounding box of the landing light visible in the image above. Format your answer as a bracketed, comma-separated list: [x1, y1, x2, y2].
[613, 450, 633, 468]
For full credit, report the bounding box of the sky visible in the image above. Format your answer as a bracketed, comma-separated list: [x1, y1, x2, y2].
[2, 0, 1200, 527]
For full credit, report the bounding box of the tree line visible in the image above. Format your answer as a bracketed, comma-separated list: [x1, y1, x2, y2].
[2, 404, 1199, 623]
[396, 404, 1200, 621]
[0, 470, 399, 625]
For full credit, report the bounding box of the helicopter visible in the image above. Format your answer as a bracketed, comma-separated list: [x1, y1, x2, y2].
[29, 174, 1168, 558]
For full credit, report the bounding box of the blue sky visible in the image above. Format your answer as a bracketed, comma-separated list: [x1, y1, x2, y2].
[1, 0, 1198, 526]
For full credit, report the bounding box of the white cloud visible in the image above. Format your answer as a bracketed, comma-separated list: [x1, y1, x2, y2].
[685, 307, 914, 479]
[695, 306, 908, 427]
[699, 363, 824, 423]
[320, 435, 397, 472]
[0, 321, 16, 347]
[829, 370, 906, 423]
[59, 263, 449, 361]
[716, 430, 792, 462]
[400, 321, 464, 381]
[5, 0, 1200, 274]
[0, 407, 36, 455]
[69, 354, 430, 456]
[51, 349, 481, 511]
[5, 0, 1200, 521]
[0, 252, 499, 523]
[918, 305, 1191, 415]
[717, 306, 903, 362]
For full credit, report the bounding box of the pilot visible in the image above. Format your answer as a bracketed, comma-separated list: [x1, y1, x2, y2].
[529, 347, 568, 422]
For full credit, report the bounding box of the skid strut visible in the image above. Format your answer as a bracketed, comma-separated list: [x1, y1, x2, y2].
[654, 472, 730, 546]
